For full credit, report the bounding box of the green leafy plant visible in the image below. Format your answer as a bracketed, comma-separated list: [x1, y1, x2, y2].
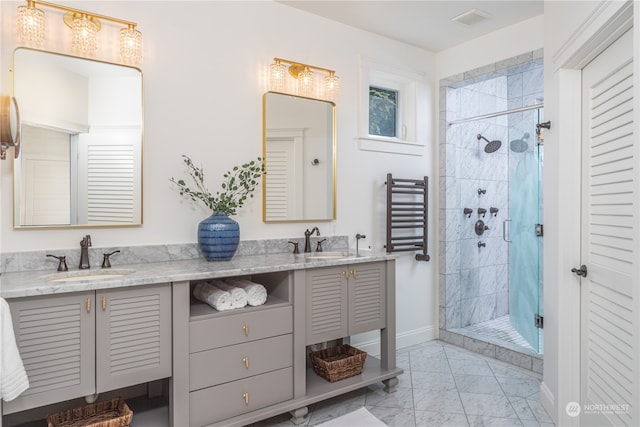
[170, 155, 264, 216]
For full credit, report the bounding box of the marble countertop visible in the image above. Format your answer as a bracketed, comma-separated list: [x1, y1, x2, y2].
[1, 250, 396, 299]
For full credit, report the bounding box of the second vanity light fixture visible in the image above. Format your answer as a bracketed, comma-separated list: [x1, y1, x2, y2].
[16, 0, 143, 64]
[270, 58, 340, 101]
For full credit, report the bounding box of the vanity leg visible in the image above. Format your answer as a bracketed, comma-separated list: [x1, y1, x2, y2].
[289, 407, 308, 425]
[382, 377, 399, 393]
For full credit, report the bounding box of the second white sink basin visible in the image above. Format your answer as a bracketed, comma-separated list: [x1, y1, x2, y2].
[45, 269, 135, 282]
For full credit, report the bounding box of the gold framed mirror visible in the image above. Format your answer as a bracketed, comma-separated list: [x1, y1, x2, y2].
[13, 48, 143, 228]
[262, 92, 336, 222]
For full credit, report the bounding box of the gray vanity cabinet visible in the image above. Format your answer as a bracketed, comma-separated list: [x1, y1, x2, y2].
[95, 285, 172, 393]
[188, 303, 294, 426]
[3, 283, 172, 415]
[3, 292, 96, 414]
[306, 261, 386, 345]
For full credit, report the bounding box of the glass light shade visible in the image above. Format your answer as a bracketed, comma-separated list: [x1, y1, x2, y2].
[324, 73, 340, 101]
[120, 26, 143, 64]
[71, 15, 98, 55]
[298, 67, 314, 96]
[17, 4, 45, 46]
[270, 61, 287, 92]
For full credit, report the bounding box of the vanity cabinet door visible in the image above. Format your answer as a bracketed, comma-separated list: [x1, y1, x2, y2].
[3, 292, 96, 414]
[305, 266, 348, 345]
[306, 262, 386, 345]
[95, 283, 172, 393]
[347, 262, 386, 335]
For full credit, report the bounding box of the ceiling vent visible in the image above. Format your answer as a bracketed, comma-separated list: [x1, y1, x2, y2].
[451, 9, 491, 26]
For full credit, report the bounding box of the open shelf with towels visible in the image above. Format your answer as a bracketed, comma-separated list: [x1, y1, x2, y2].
[385, 173, 430, 261]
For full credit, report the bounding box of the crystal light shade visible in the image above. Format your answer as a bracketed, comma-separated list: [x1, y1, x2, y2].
[71, 14, 98, 55]
[270, 60, 287, 92]
[298, 67, 314, 96]
[324, 72, 340, 101]
[17, 2, 45, 46]
[120, 26, 143, 64]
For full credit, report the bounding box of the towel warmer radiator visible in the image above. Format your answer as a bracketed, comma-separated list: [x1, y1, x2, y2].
[385, 174, 430, 261]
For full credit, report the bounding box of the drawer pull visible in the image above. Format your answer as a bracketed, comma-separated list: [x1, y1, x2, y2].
[243, 356, 249, 369]
[351, 269, 357, 278]
[86, 297, 91, 313]
[243, 324, 250, 336]
[242, 392, 249, 405]
[102, 296, 107, 311]
[342, 270, 349, 278]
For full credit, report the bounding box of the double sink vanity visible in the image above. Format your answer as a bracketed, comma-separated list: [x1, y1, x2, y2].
[1, 244, 402, 427]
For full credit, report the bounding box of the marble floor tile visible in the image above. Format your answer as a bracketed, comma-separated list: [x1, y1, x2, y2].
[414, 389, 466, 414]
[411, 370, 457, 391]
[454, 373, 504, 395]
[254, 340, 553, 427]
[459, 392, 519, 419]
[467, 415, 524, 427]
[414, 410, 470, 426]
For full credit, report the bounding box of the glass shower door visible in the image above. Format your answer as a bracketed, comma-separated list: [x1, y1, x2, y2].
[508, 115, 543, 353]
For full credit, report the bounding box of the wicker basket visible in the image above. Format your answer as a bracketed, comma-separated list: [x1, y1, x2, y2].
[310, 344, 367, 382]
[46, 397, 133, 427]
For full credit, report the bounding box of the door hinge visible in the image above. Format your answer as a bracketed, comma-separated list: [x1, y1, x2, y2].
[535, 224, 543, 236]
[535, 314, 544, 329]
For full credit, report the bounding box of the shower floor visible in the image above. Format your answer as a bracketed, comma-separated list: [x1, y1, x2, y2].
[457, 315, 542, 354]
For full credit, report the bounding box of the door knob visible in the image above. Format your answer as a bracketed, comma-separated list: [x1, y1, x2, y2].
[571, 265, 588, 277]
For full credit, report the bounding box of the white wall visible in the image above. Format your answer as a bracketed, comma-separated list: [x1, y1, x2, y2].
[436, 15, 544, 81]
[0, 1, 437, 348]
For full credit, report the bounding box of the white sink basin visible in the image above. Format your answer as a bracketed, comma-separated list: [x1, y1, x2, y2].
[304, 252, 351, 260]
[45, 269, 135, 282]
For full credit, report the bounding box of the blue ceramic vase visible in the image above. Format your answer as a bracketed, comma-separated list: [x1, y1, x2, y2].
[197, 213, 240, 261]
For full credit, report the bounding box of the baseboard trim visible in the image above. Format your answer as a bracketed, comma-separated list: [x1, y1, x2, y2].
[351, 326, 436, 356]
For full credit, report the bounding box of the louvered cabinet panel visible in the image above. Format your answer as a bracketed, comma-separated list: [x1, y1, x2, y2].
[3, 293, 95, 414]
[306, 266, 348, 345]
[348, 262, 386, 335]
[96, 283, 172, 393]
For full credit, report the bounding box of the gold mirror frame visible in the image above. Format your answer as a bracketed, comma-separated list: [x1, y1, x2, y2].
[12, 48, 143, 229]
[262, 92, 336, 222]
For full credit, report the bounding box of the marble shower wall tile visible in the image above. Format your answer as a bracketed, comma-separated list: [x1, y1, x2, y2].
[440, 52, 544, 360]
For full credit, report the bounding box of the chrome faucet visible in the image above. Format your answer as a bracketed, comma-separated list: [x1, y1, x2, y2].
[79, 235, 92, 269]
[304, 227, 320, 253]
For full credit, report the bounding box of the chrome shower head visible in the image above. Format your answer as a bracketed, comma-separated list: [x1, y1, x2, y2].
[477, 134, 502, 153]
[509, 132, 530, 153]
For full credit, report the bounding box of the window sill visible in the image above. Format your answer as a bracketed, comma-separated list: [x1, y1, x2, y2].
[358, 136, 424, 156]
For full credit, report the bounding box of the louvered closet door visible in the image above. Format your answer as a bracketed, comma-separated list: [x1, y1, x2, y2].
[96, 284, 172, 393]
[3, 293, 95, 414]
[580, 28, 637, 426]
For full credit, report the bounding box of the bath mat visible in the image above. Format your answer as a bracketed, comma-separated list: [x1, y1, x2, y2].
[316, 407, 387, 427]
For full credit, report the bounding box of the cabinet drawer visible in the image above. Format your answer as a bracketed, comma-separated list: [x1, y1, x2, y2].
[189, 334, 292, 391]
[189, 367, 293, 426]
[189, 306, 292, 353]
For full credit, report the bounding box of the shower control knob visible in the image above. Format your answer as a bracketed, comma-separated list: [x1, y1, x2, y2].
[571, 265, 588, 277]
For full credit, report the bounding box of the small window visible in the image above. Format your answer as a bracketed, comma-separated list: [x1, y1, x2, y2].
[369, 86, 398, 138]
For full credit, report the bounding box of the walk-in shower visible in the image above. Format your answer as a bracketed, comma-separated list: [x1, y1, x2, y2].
[439, 51, 544, 371]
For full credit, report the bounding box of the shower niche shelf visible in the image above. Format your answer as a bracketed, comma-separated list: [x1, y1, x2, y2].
[385, 173, 430, 262]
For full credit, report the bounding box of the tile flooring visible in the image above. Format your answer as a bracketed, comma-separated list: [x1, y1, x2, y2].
[253, 340, 554, 427]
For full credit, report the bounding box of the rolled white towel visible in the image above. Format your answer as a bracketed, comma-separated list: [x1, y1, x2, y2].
[212, 280, 247, 309]
[225, 278, 267, 307]
[193, 282, 231, 311]
[1, 298, 29, 401]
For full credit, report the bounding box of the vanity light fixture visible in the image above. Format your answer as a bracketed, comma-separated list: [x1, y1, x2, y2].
[16, 0, 143, 64]
[269, 57, 340, 101]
